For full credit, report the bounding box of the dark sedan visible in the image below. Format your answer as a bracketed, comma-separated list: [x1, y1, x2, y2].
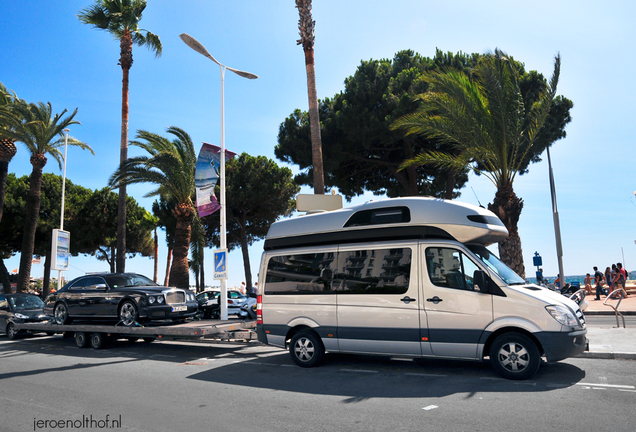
[0, 293, 51, 339]
[43, 273, 198, 327]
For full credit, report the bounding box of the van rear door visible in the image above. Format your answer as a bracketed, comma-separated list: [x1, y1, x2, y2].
[335, 243, 422, 356]
[421, 244, 494, 359]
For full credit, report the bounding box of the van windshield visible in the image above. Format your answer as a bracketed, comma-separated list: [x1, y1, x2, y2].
[467, 245, 526, 285]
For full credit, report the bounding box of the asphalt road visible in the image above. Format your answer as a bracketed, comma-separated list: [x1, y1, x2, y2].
[586, 315, 636, 327]
[1, 333, 635, 432]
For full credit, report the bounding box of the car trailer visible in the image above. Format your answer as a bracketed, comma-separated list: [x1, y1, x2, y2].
[13, 319, 256, 349]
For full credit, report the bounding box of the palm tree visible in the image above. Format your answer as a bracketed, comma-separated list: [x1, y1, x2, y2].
[392, 50, 561, 277]
[5, 102, 93, 292]
[296, 0, 324, 193]
[109, 127, 196, 289]
[0, 82, 22, 224]
[78, 0, 162, 274]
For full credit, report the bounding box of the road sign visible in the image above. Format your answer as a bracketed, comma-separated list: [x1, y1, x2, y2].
[213, 249, 228, 280]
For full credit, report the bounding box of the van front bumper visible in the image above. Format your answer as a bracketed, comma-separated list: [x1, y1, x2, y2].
[535, 328, 588, 362]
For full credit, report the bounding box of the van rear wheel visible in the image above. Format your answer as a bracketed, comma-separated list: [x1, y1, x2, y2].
[489, 333, 541, 380]
[289, 330, 324, 368]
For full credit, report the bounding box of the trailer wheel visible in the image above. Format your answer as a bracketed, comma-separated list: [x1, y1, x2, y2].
[46, 332, 55, 336]
[54, 302, 71, 325]
[143, 337, 156, 343]
[289, 330, 325, 368]
[6, 323, 20, 340]
[127, 337, 139, 343]
[489, 332, 541, 380]
[118, 300, 138, 327]
[75, 332, 89, 348]
[90, 332, 105, 349]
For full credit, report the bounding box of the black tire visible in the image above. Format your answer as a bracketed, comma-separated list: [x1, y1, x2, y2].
[75, 332, 89, 348]
[6, 323, 20, 340]
[289, 330, 325, 368]
[489, 333, 541, 380]
[118, 300, 138, 327]
[127, 337, 139, 343]
[46, 332, 55, 336]
[90, 332, 105, 349]
[54, 302, 71, 325]
[142, 337, 156, 343]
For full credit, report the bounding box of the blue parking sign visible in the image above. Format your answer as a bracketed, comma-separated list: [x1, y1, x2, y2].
[213, 249, 228, 280]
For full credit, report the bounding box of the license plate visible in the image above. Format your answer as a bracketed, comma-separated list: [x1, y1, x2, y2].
[171, 306, 187, 312]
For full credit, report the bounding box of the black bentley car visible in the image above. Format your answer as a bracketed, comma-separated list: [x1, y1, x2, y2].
[43, 273, 198, 326]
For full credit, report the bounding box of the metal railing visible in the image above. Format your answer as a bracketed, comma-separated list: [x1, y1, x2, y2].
[603, 288, 627, 328]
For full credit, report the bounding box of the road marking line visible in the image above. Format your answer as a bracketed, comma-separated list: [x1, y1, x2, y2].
[577, 383, 635, 389]
[405, 373, 448, 377]
[340, 369, 378, 374]
[422, 405, 438, 410]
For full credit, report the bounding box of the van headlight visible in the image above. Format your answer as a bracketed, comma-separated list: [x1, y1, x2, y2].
[546, 305, 578, 327]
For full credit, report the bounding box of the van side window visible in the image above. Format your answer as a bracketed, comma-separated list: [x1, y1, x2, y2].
[426, 247, 480, 291]
[265, 252, 336, 294]
[334, 248, 411, 295]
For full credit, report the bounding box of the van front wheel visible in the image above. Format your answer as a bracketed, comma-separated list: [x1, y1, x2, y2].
[289, 330, 325, 368]
[489, 333, 541, 380]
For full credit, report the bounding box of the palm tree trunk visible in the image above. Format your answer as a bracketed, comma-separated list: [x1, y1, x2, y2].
[116, 30, 133, 274]
[164, 247, 172, 286]
[488, 184, 526, 278]
[17, 156, 46, 292]
[42, 246, 51, 297]
[0, 258, 11, 294]
[200, 247, 205, 291]
[237, 219, 253, 289]
[304, 49, 325, 194]
[169, 203, 193, 289]
[0, 160, 10, 223]
[153, 228, 158, 283]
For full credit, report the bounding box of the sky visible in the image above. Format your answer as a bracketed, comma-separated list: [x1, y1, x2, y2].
[2, 0, 635, 288]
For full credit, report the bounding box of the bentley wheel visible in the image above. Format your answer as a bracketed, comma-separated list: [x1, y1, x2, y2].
[118, 301, 138, 327]
[54, 303, 71, 325]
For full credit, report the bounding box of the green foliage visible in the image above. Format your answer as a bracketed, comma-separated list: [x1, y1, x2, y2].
[77, 0, 162, 57]
[276, 49, 478, 199]
[0, 174, 155, 264]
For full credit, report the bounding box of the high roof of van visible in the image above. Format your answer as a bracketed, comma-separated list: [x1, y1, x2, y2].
[264, 197, 508, 251]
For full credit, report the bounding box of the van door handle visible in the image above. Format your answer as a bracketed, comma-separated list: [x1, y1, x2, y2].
[427, 296, 443, 303]
[400, 296, 416, 304]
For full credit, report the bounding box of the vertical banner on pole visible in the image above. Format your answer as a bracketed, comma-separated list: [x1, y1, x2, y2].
[51, 229, 70, 271]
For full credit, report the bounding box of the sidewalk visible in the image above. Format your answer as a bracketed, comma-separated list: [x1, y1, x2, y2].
[578, 287, 636, 360]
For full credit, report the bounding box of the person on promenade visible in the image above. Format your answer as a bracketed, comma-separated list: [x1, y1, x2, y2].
[593, 266, 605, 300]
[584, 273, 593, 294]
[617, 263, 628, 297]
[605, 266, 613, 294]
[554, 274, 561, 290]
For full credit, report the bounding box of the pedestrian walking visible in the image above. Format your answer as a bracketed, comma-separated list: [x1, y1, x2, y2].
[616, 263, 628, 297]
[604, 266, 613, 294]
[593, 266, 604, 300]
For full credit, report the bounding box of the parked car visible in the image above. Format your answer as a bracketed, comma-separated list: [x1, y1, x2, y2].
[196, 289, 246, 318]
[196, 290, 221, 319]
[0, 293, 51, 339]
[43, 273, 198, 327]
[226, 290, 248, 316]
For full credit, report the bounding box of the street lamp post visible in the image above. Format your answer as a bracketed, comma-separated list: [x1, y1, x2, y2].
[180, 33, 257, 320]
[58, 128, 70, 288]
[546, 146, 565, 289]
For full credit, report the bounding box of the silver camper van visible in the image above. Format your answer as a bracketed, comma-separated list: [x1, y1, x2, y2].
[255, 197, 587, 380]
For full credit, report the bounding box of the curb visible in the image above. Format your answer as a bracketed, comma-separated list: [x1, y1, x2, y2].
[577, 352, 636, 360]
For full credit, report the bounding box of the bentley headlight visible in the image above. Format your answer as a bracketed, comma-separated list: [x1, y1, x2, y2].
[157, 296, 164, 304]
[148, 296, 156, 304]
[546, 305, 578, 327]
[14, 313, 29, 319]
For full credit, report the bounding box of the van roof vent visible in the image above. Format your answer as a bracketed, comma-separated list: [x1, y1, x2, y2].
[344, 206, 411, 227]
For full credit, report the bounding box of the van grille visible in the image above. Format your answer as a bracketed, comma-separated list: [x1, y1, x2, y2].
[165, 291, 185, 304]
[575, 308, 586, 328]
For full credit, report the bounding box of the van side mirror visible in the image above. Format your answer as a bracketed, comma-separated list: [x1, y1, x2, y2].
[320, 268, 333, 281]
[473, 270, 490, 293]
